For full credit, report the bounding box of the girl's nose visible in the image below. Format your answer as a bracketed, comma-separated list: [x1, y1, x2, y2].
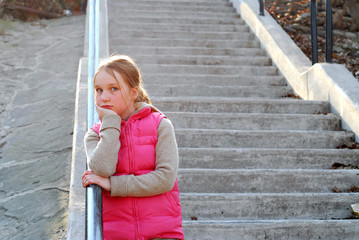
[101, 91, 110, 102]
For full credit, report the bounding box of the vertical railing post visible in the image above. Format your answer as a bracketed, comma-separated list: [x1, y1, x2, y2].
[259, 0, 264, 16]
[325, 0, 332, 63]
[310, 0, 318, 65]
[318, 0, 323, 11]
[86, 0, 102, 239]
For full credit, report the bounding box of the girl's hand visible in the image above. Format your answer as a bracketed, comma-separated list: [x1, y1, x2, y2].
[95, 104, 117, 121]
[82, 170, 111, 191]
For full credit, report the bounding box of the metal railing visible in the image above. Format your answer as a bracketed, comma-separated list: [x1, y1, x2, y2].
[259, 0, 333, 65]
[325, 0, 333, 63]
[259, 0, 264, 16]
[86, 0, 102, 239]
[311, 0, 333, 64]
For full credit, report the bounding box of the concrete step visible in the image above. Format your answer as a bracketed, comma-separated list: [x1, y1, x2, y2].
[140, 64, 278, 75]
[183, 220, 359, 240]
[175, 129, 355, 149]
[110, 0, 234, 8]
[112, 0, 233, 6]
[115, 30, 253, 41]
[109, 16, 245, 26]
[152, 97, 330, 114]
[177, 169, 359, 193]
[143, 74, 286, 86]
[116, 46, 266, 57]
[135, 55, 272, 66]
[165, 112, 340, 130]
[112, 38, 260, 49]
[109, 9, 239, 19]
[180, 193, 359, 220]
[112, 3, 235, 13]
[110, 22, 248, 32]
[178, 148, 359, 169]
[109, 15, 244, 25]
[147, 85, 292, 98]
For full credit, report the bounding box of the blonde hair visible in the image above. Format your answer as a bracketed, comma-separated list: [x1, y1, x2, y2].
[94, 55, 151, 105]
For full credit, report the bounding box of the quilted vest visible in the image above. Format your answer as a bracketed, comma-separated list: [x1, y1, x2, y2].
[91, 107, 183, 240]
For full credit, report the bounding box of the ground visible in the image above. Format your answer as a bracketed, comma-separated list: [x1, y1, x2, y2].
[0, 0, 86, 21]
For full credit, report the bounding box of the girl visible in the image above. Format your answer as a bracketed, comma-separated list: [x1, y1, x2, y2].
[81, 55, 184, 240]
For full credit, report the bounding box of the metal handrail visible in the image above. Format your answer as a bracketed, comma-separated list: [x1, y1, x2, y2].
[86, 0, 102, 239]
[259, 0, 264, 16]
[259, 0, 333, 65]
[325, 0, 332, 63]
[310, 0, 319, 64]
[310, 0, 333, 64]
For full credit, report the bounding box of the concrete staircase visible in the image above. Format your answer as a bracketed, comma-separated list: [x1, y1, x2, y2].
[108, 0, 359, 238]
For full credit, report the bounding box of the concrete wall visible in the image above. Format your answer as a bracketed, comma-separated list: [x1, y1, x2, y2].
[67, 58, 88, 240]
[67, 0, 109, 239]
[230, 0, 359, 141]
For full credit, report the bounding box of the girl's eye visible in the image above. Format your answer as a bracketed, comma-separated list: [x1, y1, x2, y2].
[111, 87, 118, 91]
[96, 88, 103, 93]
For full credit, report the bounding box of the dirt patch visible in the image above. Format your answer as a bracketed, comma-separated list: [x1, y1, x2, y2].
[264, 0, 359, 81]
[0, 0, 87, 21]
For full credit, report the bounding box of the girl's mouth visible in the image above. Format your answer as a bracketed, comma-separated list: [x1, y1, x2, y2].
[101, 105, 113, 109]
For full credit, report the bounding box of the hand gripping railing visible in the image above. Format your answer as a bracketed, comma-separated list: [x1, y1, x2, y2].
[86, 0, 102, 239]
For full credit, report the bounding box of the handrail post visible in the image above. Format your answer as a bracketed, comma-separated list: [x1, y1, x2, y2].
[86, 0, 102, 239]
[325, 0, 332, 63]
[310, 0, 318, 65]
[259, 0, 264, 16]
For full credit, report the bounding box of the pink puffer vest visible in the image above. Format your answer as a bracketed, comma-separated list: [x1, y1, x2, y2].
[92, 107, 183, 240]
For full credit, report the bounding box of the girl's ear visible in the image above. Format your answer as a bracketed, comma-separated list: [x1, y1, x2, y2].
[132, 87, 139, 101]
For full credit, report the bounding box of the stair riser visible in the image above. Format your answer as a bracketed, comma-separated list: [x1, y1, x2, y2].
[108, 10, 239, 19]
[165, 113, 340, 131]
[110, 17, 244, 25]
[114, 46, 266, 57]
[112, 38, 260, 49]
[183, 221, 359, 240]
[140, 65, 278, 76]
[178, 148, 359, 169]
[175, 129, 354, 149]
[135, 56, 271, 66]
[111, 5, 235, 13]
[110, 0, 234, 8]
[147, 86, 291, 98]
[115, 3, 233, 8]
[180, 194, 358, 220]
[152, 99, 330, 114]
[115, 31, 253, 41]
[143, 74, 286, 86]
[177, 170, 359, 193]
[109, 23, 248, 32]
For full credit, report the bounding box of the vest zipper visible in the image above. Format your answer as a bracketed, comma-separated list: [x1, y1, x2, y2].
[126, 124, 140, 239]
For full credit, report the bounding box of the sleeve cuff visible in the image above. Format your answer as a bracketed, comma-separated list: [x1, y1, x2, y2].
[100, 114, 122, 132]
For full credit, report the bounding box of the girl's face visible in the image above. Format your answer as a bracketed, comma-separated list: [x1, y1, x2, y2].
[94, 69, 138, 120]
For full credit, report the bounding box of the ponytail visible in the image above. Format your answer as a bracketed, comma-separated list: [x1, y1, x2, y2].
[136, 85, 151, 105]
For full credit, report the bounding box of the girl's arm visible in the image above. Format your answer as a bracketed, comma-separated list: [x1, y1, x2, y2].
[84, 114, 122, 177]
[109, 118, 179, 197]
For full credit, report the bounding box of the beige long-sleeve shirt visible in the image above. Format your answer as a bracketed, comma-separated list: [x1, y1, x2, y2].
[84, 103, 179, 197]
